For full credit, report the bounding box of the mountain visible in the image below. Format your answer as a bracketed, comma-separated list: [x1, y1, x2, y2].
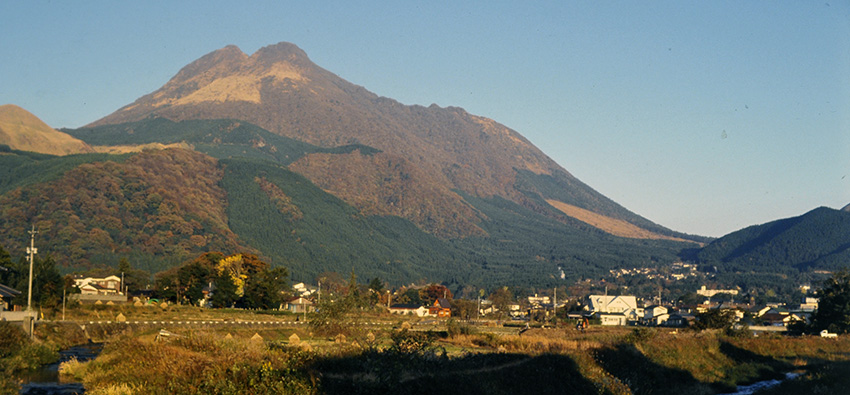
[88, 42, 699, 244]
[0, 42, 710, 286]
[0, 104, 93, 155]
[693, 206, 850, 272]
[842, 203, 850, 212]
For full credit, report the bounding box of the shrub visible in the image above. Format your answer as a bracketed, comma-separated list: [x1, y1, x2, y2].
[0, 321, 28, 357]
[724, 325, 753, 338]
[624, 327, 655, 343]
[446, 318, 474, 338]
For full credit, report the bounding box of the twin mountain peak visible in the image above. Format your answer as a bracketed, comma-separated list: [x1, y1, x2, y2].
[2, 42, 726, 283]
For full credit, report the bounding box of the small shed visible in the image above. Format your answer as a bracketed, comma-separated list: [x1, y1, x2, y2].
[286, 297, 314, 314]
[0, 283, 21, 311]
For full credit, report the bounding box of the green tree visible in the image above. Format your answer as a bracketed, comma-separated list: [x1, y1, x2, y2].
[810, 269, 850, 334]
[242, 266, 288, 309]
[368, 277, 384, 294]
[116, 257, 151, 294]
[450, 298, 478, 320]
[489, 286, 514, 320]
[177, 261, 213, 305]
[344, 271, 366, 308]
[0, 245, 14, 286]
[210, 272, 238, 308]
[677, 292, 704, 306]
[368, 277, 385, 306]
[34, 255, 62, 308]
[694, 309, 736, 331]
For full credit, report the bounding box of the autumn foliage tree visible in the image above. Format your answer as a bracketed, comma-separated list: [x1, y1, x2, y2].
[419, 284, 452, 305]
[155, 251, 286, 308]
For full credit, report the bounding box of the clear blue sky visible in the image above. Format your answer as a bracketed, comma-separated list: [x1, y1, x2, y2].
[2, 1, 848, 237]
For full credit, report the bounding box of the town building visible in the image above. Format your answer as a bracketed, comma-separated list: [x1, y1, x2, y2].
[0, 283, 21, 312]
[74, 275, 123, 295]
[798, 297, 818, 312]
[72, 275, 127, 304]
[292, 282, 317, 297]
[285, 297, 314, 314]
[584, 295, 640, 325]
[429, 298, 452, 317]
[642, 305, 670, 326]
[696, 285, 739, 298]
[389, 304, 429, 317]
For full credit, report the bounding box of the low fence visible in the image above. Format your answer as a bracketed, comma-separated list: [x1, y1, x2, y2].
[71, 294, 128, 304]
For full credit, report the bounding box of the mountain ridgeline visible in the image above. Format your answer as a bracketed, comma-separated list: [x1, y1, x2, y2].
[692, 206, 850, 273]
[8, 41, 839, 288]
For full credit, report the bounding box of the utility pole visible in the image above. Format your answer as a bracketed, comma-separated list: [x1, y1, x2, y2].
[553, 287, 557, 326]
[26, 225, 37, 338]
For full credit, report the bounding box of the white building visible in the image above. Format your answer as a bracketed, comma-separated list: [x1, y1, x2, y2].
[642, 305, 670, 326]
[74, 275, 122, 295]
[389, 304, 429, 317]
[798, 297, 819, 312]
[527, 294, 550, 307]
[292, 282, 317, 297]
[696, 285, 739, 298]
[585, 295, 640, 325]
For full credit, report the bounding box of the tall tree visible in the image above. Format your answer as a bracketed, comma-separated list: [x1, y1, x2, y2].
[419, 284, 452, 305]
[7, 254, 62, 309]
[810, 269, 850, 334]
[177, 261, 212, 306]
[489, 286, 514, 321]
[0, 245, 13, 286]
[210, 271, 238, 308]
[242, 266, 288, 309]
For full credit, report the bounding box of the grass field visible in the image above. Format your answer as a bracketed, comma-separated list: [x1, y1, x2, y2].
[13, 305, 850, 394]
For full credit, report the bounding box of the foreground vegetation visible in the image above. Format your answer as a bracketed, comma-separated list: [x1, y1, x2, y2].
[5, 304, 846, 395]
[0, 320, 91, 394]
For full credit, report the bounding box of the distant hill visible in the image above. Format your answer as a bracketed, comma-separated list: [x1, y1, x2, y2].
[842, 202, 850, 212]
[0, 104, 93, 155]
[693, 206, 850, 272]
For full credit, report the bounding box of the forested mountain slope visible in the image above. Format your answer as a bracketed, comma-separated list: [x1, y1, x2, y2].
[694, 206, 850, 272]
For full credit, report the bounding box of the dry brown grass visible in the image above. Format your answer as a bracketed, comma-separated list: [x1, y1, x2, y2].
[547, 199, 689, 241]
[0, 104, 93, 155]
[59, 356, 88, 381]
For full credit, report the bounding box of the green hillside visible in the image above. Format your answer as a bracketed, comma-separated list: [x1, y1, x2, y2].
[694, 206, 850, 272]
[451, 193, 688, 287]
[220, 157, 461, 284]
